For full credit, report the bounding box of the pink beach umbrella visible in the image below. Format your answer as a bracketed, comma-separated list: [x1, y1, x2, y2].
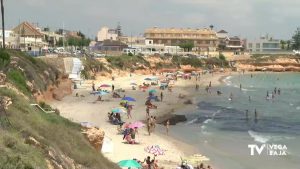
[145, 145, 165, 156]
[128, 121, 145, 129]
[100, 84, 111, 87]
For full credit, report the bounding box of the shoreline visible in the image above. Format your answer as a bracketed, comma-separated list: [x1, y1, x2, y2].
[49, 71, 228, 168]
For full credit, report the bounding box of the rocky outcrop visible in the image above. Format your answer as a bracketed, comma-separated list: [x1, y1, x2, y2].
[81, 127, 105, 150]
[0, 72, 6, 85]
[34, 77, 72, 102]
[158, 114, 187, 125]
[236, 57, 300, 72]
[24, 136, 85, 169]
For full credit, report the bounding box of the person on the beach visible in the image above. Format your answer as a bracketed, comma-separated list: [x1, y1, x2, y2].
[112, 84, 115, 91]
[245, 109, 249, 121]
[209, 81, 212, 87]
[254, 109, 258, 123]
[274, 87, 277, 94]
[146, 107, 150, 117]
[278, 88, 281, 95]
[272, 92, 275, 100]
[266, 91, 269, 99]
[229, 92, 233, 101]
[240, 83, 242, 90]
[92, 82, 96, 91]
[205, 86, 209, 93]
[147, 118, 151, 136]
[248, 96, 251, 102]
[166, 120, 170, 135]
[160, 92, 163, 102]
[127, 106, 132, 119]
[152, 116, 157, 132]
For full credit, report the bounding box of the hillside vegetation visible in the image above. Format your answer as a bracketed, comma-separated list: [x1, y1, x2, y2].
[0, 50, 120, 169]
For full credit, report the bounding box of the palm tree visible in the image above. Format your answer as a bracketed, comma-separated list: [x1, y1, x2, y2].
[0, 0, 4, 49]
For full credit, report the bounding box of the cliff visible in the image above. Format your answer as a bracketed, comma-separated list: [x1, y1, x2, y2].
[235, 55, 300, 72]
[0, 50, 120, 169]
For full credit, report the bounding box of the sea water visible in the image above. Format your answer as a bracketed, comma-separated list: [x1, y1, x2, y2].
[170, 72, 300, 169]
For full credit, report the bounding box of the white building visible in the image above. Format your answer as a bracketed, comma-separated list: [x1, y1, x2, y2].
[0, 30, 18, 48]
[247, 35, 281, 53]
[12, 22, 48, 52]
[97, 27, 118, 41]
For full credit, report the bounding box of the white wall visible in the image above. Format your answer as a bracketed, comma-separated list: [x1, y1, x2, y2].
[97, 27, 118, 41]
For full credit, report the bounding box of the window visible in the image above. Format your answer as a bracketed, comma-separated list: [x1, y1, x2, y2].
[248, 43, 252, 48]
[256, 43, 260, 48]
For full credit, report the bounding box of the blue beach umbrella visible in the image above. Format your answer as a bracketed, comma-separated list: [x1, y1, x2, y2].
[130, 82, 137, 86]
[112, 107, 127, 114]
[122, 96, 136, 102]
[95, 91, 109, 96]
[118, 160, 141, 168]
[144, 77, 152, 81]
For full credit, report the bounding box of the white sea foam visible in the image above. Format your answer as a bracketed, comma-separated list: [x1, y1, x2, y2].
[203, 119, 212, 124]
[248, 130, 271, 143]
[289, 103, 294, 106]
[186, 118, 198, 125]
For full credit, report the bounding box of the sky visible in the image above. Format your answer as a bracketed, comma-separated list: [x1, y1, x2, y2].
[5, 0, 300, 40]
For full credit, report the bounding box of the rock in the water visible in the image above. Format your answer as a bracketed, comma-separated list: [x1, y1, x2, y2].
[158, 114, 187, 125]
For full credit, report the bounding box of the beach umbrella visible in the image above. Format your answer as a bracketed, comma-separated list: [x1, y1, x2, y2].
[130, 82, 137, 86]
[144, 77, 152, 81]
[100, 84, 111, 87]
[118, 160, 141, 168]
[145, 145, 165, 156]
[128, 121, 145, 129]
[111, 107, 127, 114]
[122, 96, 136, 102]
[149, 89, 157, 93]
[94, 91, 109, 96]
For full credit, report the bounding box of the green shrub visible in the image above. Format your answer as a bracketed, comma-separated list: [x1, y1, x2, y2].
[0, 49, 10, 69]
[7, 70, 30, 95]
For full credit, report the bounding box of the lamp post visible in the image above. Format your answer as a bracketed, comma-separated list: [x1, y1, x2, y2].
[1, 0, 5, 49]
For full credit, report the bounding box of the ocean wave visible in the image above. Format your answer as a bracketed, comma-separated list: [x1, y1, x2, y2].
[186, 118, 198, 125]
[223, 76, 233, 86]
[248, 130, 271, 143]
[203, 119, 212, 124]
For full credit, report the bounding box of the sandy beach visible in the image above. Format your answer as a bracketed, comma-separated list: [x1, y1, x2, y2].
[50, 71, 227, 168]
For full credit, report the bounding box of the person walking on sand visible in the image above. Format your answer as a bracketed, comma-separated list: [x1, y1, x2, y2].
[146, 107, 150, 117]
[165, 120, 170, 135]
[278, 88, 281, 95]
[209, 81, 212, 88]
[127, 106, 132, 119]
[147, 118, 151, 136]
[92, 82, 96, 91]
[112, 84, 115, 91]
[152, 116, 157, 132]
[160, 92, 163, 102]
[240, 83, 242, 90]
[245, 109, 249, 121]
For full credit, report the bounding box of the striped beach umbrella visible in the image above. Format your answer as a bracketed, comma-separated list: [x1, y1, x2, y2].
[145, 145, 165, 156]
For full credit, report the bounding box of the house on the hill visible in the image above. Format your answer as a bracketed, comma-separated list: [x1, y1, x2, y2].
[12, 22, 48, 53]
